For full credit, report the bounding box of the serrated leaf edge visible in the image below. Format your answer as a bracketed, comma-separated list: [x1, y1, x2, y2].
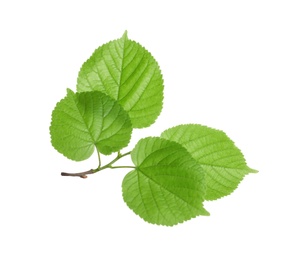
[76, 31, 164, 129]
[160, 124, 258, 201]
[50, 90, 133, 161]
[122, 137, 209, 226]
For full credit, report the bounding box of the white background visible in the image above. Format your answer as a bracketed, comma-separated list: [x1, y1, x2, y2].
[1, 0, 301, 259]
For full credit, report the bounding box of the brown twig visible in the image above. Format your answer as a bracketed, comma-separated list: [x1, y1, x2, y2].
[61, 169, 96, 178]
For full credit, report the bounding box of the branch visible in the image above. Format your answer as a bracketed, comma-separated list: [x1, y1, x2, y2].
[61, 169, 96, 178]
[60, 151, 133, 178]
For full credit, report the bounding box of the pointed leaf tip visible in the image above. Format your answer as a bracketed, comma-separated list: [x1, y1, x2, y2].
[249, 168, 259, 173]
[123, 137, 209, 226]
[66, 88, 74, 95]
[161, 124, 258, 201]
[77, 31, 164, 128]
[122, 30, 128, 39]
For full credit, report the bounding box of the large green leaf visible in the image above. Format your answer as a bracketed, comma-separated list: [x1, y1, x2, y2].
[122, 137, 209, 226]
[77, 31, 164, 128]
[161, 124, 258, 200]
[50, 89, 132, 161]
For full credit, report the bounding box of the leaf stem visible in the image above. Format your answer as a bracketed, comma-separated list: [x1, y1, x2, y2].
[109, 166, 135, 169]
[96, 149, 101, 169]
[99, 151, 131, 170]
[60, 151, 133, 178]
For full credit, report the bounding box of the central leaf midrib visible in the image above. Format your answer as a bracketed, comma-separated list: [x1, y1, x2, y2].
[200, 163, 251, 172]
[147, 178, 169, 223]
[117, 36, 126, 100]
[70, 94, 98, 146]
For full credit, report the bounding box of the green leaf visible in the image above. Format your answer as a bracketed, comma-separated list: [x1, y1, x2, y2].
[77, 31, 164, 128]
[122, 137, 209, 226]
[50, 89, 132, 161]
[161, 124, 258, 201]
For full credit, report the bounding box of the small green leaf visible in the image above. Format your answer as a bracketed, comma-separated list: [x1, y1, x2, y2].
[122, 137, 209, 226]
[161, 124, 257, 201]
[50, 89, 132, 161]
[77, 31, 164, 128]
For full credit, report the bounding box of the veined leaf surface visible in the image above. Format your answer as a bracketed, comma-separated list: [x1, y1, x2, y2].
[161, 124, 257, 200]
[122, 137, 209, 226]
[50, 89, 132, 161]
[77, 32, 164, 128]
